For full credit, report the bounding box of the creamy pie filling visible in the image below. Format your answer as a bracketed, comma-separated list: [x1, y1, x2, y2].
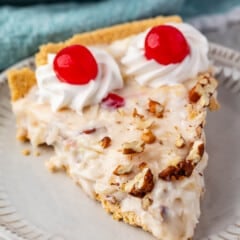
[12, 72, 214, 240]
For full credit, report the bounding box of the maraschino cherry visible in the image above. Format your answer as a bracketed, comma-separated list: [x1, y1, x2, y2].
[145, 25, 190, 65]
[102, 93, 125, 109]
[53, 45, 98, 85]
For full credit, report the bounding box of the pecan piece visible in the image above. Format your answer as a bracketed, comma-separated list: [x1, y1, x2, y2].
[198, 92, 210, 107]
[196, 125, 203, 138]
[158, 141, 205, 181]
[136, 119, 154, 130]
[189, 85, 202, 103]
[113, 164, 133, 176]
[138, 162, 147, 170]
[141, 129, 156, 144]
[177, 160, 195, 177]
[99, 136, 111, 149]
[158, 160, 195, 181]
[189, 74, 218, 107]
[204, 77, 218, 94]
[199, 75, 209, 85]
[132, 108, 144, 119]
[148, 99, 164, 118]
[122, 140, 145, 154]
[108, 175, 120, 186]
[198, 144, 204, 157]
[158, 166, 177, 181]
[175, 134, 185, 148]
[186, 140, 204, 164]
[142, 195, 153, 210]
[123, 168, 154, 198]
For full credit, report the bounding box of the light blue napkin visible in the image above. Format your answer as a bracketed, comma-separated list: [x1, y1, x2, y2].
[1, 0, 240, 70]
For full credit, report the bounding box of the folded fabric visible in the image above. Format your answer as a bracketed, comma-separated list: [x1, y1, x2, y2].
[1, 0, 240, 70]
[181, 0, 240, 18]
[0, 0, 102, 5]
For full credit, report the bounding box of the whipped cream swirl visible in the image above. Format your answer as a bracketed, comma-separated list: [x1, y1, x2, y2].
[36, 47, 123, 113]
[121, 23, 209, 88]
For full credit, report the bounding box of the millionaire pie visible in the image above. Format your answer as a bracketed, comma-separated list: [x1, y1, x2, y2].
[8, 16, 219, 240]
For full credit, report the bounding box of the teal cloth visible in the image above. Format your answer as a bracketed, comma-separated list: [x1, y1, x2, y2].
[1, 0, 240, 70]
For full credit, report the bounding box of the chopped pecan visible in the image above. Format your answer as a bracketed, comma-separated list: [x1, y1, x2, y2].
[199, 75, 209, 85]
[158, 166, 177, 181]
[141, 129, 156, 144]
[122, 140, 145, 154]
[142, 195, 153, 210]
[189, 86, 202, 103]
[123, 168, 154, 198]
[138, 162, 147, 170]
[132, 108, 144, 119]
[198, 92, 210, 107]
[204, 78, 218, 94]
[113, 164, 133, 176]
[175, 134, 185, 148]
[158, 160, 195, 181]
[99, 136, 111, 149]
[198, 143, 205, 157]
[189, 74, 218, 107]
[136, 119, 154, 130]
[148, 99, 164, 118]
[108, 175, 120, 186]
[177, 160, 195, 177]
[186, 140, 204, 164]
[196, 125, 203, 138]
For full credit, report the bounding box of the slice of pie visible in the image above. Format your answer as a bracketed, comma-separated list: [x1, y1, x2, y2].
[7, 16, 219, 240]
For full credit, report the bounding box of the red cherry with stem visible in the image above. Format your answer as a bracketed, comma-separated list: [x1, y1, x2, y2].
[53, 45, 98, 85]
[144, 25, 190, 65]
[102, 93, 125, 109]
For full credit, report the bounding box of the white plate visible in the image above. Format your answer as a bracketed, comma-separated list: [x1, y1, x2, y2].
[0, 43, 240, 240]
